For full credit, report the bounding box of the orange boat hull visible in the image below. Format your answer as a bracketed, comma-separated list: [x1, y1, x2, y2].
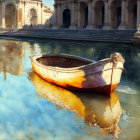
[31, 53, 124, 95]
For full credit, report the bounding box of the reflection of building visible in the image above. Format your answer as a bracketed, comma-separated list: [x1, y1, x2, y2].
[0, 40, 24, 78]
[0, 0, 54, 29]
[54, 0, 140, 30]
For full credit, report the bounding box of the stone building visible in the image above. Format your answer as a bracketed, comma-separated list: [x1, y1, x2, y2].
[0, 0, 54, 29]
[54, 0, 140, 30]
[42, 5, 54, 24]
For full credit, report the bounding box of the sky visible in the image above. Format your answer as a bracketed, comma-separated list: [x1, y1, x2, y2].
[43, 0, 54, 8]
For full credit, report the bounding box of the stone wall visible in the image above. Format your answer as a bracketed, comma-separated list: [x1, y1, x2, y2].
[54, 0, 140, 30]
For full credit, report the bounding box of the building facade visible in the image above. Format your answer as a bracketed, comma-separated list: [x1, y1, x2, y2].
[54, 0, 140, 30]
[0, 0, 54, 29]
[42, 5, 54, 25]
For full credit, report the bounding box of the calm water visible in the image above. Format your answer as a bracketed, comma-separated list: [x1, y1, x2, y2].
[0, 37, 140, 140]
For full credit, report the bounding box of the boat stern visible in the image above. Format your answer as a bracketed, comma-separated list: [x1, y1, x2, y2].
[99, 53, 125, 95]
[110, 53, 125, 92]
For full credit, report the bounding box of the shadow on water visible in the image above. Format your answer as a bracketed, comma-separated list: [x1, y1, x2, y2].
[29, 72, 122, 138]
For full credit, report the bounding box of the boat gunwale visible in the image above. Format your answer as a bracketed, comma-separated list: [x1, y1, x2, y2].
[30, 54, 118, 73]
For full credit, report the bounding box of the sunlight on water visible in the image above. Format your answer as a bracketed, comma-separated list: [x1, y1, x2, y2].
[0, 38, 140, 140]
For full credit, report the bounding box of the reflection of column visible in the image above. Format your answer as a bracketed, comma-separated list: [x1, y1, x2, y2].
[87, 1, 94, 29]
[2, 2, 5, 28]
[137, 0, 140, 26]
[70, 2, 76, 29]
[77, 2, 80, 28]
[118, 0, 126, 29]
[103, 0, 111, 29]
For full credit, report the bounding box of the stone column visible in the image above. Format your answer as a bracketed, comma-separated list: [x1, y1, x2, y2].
[125, 3, 129, 28]
[87, 0, 94, 29]
[1, 1, 5, 28]
[37, 3, 41, 25]
[24, 2, 28, 25]
[17, 1, 23, 29]
[59, 4, 63, 27]
[55, 4, 58, 26]
[70, 2, 76, 29]
[137, 0, 140, 26]
[53, 4, 59, 29]
[118, 0, 126, 29]
[92, 3, 96, 29]
[0, 2, 2, 28]
[22, 2, 25, 26]
[108, 6, 112, 29]
[135, 0, 140, 42]
[41, 3, 43, 25]
[103, 0, 111, 29]
[77, 2, 80, 28]
[16, 2, 20, 29]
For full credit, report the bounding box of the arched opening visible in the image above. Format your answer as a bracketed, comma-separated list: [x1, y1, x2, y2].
[127, 0, 137, 29]
[63, 9, 71, 28]
[111, 0, 121, 29]
[117, 7, 121, 27]
[80, 2, 88, 28]
[94, 1, 105, 29]
[5, 4, 16, 28]
[30, 9, 37, 26]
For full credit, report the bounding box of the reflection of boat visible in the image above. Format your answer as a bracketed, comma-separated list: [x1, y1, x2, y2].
[29, 72, 122, 137]
[31, 53, 124, 95]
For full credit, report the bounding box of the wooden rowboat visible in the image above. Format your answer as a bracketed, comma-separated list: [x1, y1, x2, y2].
[31, 53, 125, 95]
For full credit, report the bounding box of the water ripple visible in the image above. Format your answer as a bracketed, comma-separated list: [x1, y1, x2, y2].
[116, 85, 137, 94]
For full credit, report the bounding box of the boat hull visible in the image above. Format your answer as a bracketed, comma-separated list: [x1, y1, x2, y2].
[31, 53, 124, 95]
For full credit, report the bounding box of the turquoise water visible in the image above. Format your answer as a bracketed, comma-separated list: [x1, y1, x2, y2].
[0, 37, 140, 140]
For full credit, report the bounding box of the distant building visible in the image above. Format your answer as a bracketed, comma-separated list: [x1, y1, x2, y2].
[0, 0, 54, 29]
[42, 5, 54, 25]
[54, 0, 140, 30]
